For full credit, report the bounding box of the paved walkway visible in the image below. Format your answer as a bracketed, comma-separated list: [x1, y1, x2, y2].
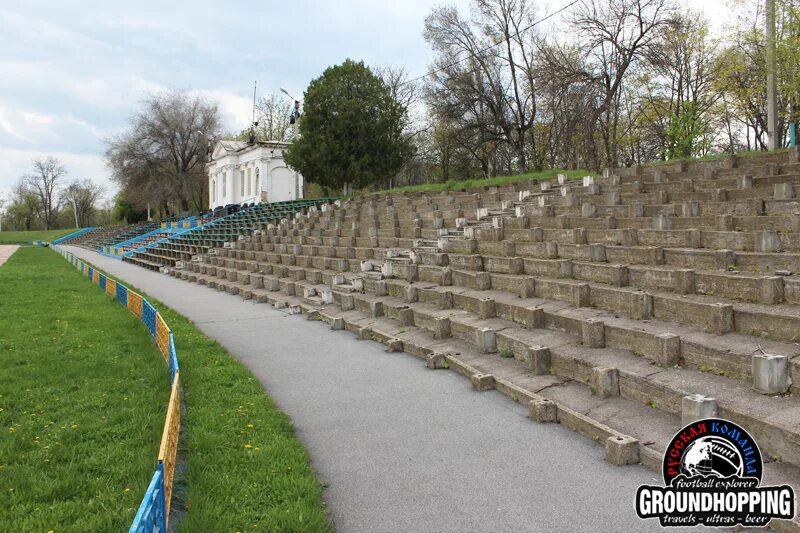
[63, 246, 694, 532]
[0, 245, 19, 267]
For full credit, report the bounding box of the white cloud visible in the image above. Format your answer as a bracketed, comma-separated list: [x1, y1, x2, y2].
[0, 147, 114, 203]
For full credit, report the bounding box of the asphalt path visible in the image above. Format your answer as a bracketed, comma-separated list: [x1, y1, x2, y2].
[63, 246, 706, 533]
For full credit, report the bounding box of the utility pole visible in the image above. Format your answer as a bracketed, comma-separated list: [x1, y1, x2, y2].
[766, 0, 778, 150]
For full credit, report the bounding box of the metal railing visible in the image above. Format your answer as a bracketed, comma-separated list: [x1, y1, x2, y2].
[53, 246, 182, 532]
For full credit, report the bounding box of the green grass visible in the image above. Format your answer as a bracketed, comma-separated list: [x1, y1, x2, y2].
[649, 147, 790, 166]
[371, 168, 595, 195]
[0, 247, 169, 531]
[0, 248, 332, 531]
[140, 293, 331, 532]
[74, 260, 332, 530]
[0, 229, 77, 244]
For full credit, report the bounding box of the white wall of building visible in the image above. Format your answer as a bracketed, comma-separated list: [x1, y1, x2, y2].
[207, 141, 303, 209]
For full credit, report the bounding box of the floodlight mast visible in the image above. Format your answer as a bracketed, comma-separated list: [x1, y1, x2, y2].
[280, 88, 301, 138]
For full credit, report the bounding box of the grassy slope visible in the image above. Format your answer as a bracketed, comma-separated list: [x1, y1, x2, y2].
[0, 229, 77, 244]
[129, 290, 331, 532]
[0, 247, 168, 531]
[372, 168, 595, 195]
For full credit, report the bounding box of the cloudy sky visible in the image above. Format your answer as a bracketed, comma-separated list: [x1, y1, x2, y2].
[0, 0, 731, 204]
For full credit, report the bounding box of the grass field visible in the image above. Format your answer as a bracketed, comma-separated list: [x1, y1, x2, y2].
[372, 168, 595, 195]
[0, 229, 77, 244]
[0, 247, 169, 531]
[1, 248, 331, 531]
[127, 284, 331, 532]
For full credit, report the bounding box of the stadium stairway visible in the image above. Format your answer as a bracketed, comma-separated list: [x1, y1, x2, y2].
[155, 149, 800, 531]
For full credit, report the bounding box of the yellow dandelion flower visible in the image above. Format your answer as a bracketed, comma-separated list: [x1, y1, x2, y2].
[244, 444, 252, 449]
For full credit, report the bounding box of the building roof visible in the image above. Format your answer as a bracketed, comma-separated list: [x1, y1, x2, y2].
[209, 139, 293, 164]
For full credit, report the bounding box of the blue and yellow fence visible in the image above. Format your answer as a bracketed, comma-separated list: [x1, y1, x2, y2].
[52, 246, 181, 533]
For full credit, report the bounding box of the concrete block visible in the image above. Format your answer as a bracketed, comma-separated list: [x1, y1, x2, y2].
[737, 174, 753, 189]
[605, 436, 640, 465]
[321, 289, 334, 304]
[589, 244, 606, 262]
[405, 285, 418, 303]
[717, 215, 734, 231]
[437, 290, 453, 310]
[681, 201, 700, 217]
[755, 230, 782, 253]
[610, 265, 629, 287]
[630, 202, 644, 218]
[581, 203, 597, 218]
[267, 277, 281, 291]
[386, 338, 404, 353]
[675, 269, 696, 295]
[709, 303, 734, 335]
[653, 169, 666, 183]
[358, 326, 372, 340]
[714, 249, 736, 271]
[526, 346, 551, 375]
[591, 367, 620, 398]
[571, 284, 591, 308]
[558, 259, 573, 278]
[518, 306, 544, 329]
[573, 228, 588, 245]
[656, 333, 681, 366]
[653, 214, 672, 231]
[477, 298, 496, 319]
[711, 189, 727, 202]
[582, 319, 605, 348]
[374, 281, 388, 297]
[369, 300, 384, 318]
[303, 286, 317, 299]
[474, 328, 497, 353]
[775, 182, 795, 200]
[426, 352, 447, 369]
[330, 317, 345, 330]
[752, 354, 791, 394]
[529, 398, 557, 423]
[748, 199, 765, 216]
[471, 373, 495, 391]
[432, 317, 451, 339]
[340, 294, 355, 311]
[760, 276, 785, 304]
[681, 394, 718, 425]
[396, 307, 415, 327]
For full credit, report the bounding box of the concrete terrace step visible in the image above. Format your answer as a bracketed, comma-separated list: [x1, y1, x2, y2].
[172, 262, 800, 532]
[182, 257, 800, 472]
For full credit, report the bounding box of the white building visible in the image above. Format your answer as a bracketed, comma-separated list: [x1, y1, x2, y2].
[207, 140, 304, 209]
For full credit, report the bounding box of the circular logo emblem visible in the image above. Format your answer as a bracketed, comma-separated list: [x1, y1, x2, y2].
[662, 418, 762, 485]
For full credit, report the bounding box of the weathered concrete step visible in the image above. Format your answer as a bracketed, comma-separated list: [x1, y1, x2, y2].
[207, 278, 800, 532]
[202, 251, 800, 394]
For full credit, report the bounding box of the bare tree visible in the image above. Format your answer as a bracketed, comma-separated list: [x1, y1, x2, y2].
[62, 179, 104, 228]
[6, 180, 40, 231]
[424, 0, 541, 175]
[539, 0, 673, 169]
[106, 90, 221, 214]
[25, 157, 65, 230]
[253, 94, 293, 141]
